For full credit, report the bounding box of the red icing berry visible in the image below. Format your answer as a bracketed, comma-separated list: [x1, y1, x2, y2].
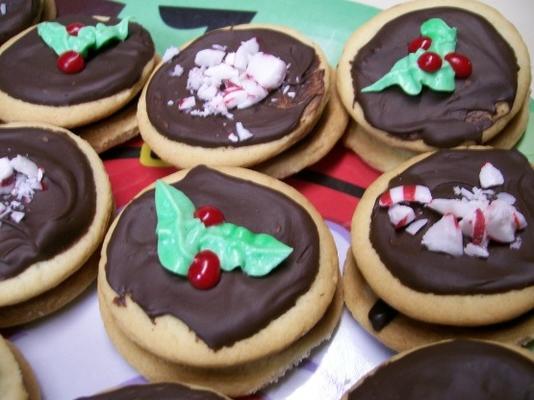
[66, 22, 85, 36]
[417, 52, 442, 73]
[194, 205, 225, 227]
[445, 52, 472, 79]
[57, 51, 85, 74]
[408, 36, 432, 53]
[188, 250, 221, 290]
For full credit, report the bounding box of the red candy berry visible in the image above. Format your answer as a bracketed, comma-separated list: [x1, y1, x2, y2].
[445, 52, 472, 79]
[188, 250, 221, 290]
[66, 22, 85, 36]
[408, 36, 432, 53]
[194, 205, 225, 227]
[417, 52, 442, 73]
[57, 51, 85, 74]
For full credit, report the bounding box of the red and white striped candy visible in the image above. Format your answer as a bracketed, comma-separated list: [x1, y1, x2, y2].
[387, 204, 415, 229]
[379, 185, 431, 207]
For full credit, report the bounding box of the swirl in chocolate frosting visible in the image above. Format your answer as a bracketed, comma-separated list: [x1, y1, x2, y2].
[370, 149, 534, 295]
[0, 127, 96, 280]
[146, 28, 324, 147]
[352, 8, 518, 147]
[0, 0, 40, 46]
[0, 15, 154, 106]
[347, 340, 534, 399]
[76, 383, 227, 400]
[106, 166, 319, 349]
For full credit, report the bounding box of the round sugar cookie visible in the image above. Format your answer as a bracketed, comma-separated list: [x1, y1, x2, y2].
[0, 123, 113, 310]
[343, 249, 534, 352]
[352, 148, 534, 327]
[0, 0, 56, 46]
[138, 24, 330, 168]
[0, 15, 156, 128]
[255, 68, 348, 179]
[98, 280, 343, 397]
[337, 0, 531, 152]
[0, 336, 40, 400]
[341, 339, 534, 399]
[343, 99, 530, 172]
[99, 166, 339, 370]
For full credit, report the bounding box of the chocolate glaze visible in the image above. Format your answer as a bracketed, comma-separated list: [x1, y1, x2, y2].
[368, 299, 398, 332]
[77, 383, 226, 400]
[352, 8, 518, 147]
[0, 0, 40, 46]
[0, 127, 96, 280]
[348, 340, 534, 399]
[370, 149, 534, 294]
[0, 15, 154, 106]
[146, 28, 325, 147]
[106, 166, 320, 350]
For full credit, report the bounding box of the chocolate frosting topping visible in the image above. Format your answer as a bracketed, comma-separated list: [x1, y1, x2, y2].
[0, 127, 96, 280]
[352, 8, 518, 147]
[0, 0, 40, 46]
[77, 383, 226, 400]
[106, 166, 319, 349]
[370, 149, 534, 295]
[146, 28, 324, 147]
[348, 340, 534, 399]
[0, 15, 154, 106]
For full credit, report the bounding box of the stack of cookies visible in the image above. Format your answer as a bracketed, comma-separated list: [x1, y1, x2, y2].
[0, 335, 40, 400]
[98, 166, 341, 397]
[0, 14, 156, 153]
[344, 147, 534, 351]
[337, 0, 531, 172]
[138, 24, 348, 178]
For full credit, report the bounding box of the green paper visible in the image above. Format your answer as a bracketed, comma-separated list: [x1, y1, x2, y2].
[362, 18, 457, 95]
[155, 180, 293, 277]
[37, 19, 129, 57]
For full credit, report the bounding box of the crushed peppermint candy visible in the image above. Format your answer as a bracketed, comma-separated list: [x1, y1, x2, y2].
[0, 3, 6, 16]
[381, 163, 527, 258]
[0, 155, 44, 225]
[162, 46, 180, 63]
[172, 37, 291, 143]
[170, 64, 184, 77]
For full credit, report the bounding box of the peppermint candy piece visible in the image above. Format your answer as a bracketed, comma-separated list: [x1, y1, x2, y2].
[387, 204, 415, 229]
[421, 214, 463, 257]
[479, 162, 504, 188]
[379, 185, 432, 207]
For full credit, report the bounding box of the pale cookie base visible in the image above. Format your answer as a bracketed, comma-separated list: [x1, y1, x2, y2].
[7, 342, 41, 400]
[0, 337, 29, 400]
[337, 0, 531, 153]
[77, 96, 138, 154]
[0, 123, 113, 306]
[138, 24, 330, 168]
[99, 281, 343, 397]
[343, 250, 534, 352]
[340, 337, 534, 399]
[351, 148, 534, 326]
[0, 249, 99, 328]
[0, 25, 156, 129]
[255, 69, 349, 179]
[343, 100, 529, 172]
[99, 166, 338, 368]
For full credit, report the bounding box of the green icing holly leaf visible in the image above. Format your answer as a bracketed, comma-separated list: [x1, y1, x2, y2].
[155, 181, 293, 277]
[362, 18, 457, 95]
[37, 18, 129, 57]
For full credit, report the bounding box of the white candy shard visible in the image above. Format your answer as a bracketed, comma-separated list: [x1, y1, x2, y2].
[246, 52, 287, 89]
[422, 214, 463, 256]
[427, 198, 487, 220]
[162, 46, 180, 63]
[405, 218, 428, 235]
[479, 162, 504, 188]
[510, 237, 522, 250]
[0, 3, 6, 16]
[212, 44, 227, 51]
[10, 155, 39, 180]
[496, 192, 516, 205]
[170, 64, 184, 77]
[178, 96, 196, 110]
[513, 211, 527, 230]
[485, 199, 516, 243]
[464, 243, 489, 258]
[194, 49, 226, 67]
[234, 37, 259, 70]
[387, 204, 415, 229]
[235, 122, 253, 141]
[0, 157, 13, 181]
[228, 133, 239, 143]
[10, 211, 24, 223]
[204, 63, 239, 81]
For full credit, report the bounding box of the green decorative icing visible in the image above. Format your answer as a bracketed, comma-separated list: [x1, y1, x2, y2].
[362, 18, 457, 95]
[37, 19, 129, 57]
[155, 180, 293, 277]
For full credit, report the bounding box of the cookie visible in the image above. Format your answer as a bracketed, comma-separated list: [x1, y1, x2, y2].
[337, 0, 531, 152]
[0, 335, 40, 400]
[341, 339, 534, 399]
[98, 166, 340, 396]
[0, 15, 156, 128]
[0, 123, 112, 326]
[0, 0, 56, 46]
[352, 148, 534, 327]
[138, 24, 330, 168]
[343, 100, 530, 172]
[76, 382, 231, 400]
[343, 249, 533, 352]
[255, 68, 349, 179]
